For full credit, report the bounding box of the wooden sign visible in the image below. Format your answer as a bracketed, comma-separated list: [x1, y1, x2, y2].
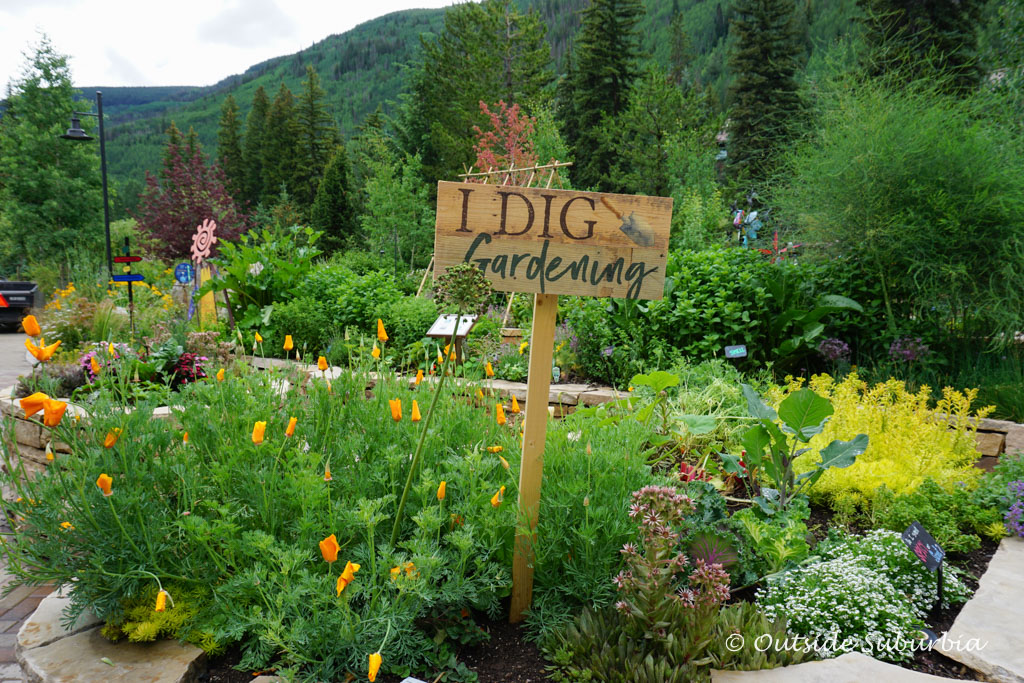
[433, 181, 672, 300]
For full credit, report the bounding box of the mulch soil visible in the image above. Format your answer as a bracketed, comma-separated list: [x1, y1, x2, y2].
[199, 503, 999, 682]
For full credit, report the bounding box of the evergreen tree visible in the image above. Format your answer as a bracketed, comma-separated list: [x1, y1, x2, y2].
[557, 0, 645, 190]
[0, 37, 103, 272]
[859, 0, 985, 95]
[294, 65, 339, 211]
[310, 144, 357, 253]
[162, 121, 184, 176]
[400, 0, 553, 185]
[262, 83, 300, 206]
[242, 86, 270, 206]
[216, 94, 245, 200]
[727, 0, 804, 182]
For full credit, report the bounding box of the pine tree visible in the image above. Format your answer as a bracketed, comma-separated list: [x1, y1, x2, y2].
[310, 144, 357, 253]
[216, 94, 245, 200]
[401, 0, 553, 185]
[557, 0, 645, 190]
[242, 86, 270, 206]
[727, 0, 804, 183]
[162, 121, 184, 176]
[294, 65, 339, 211]
[0, 36, 103, 271]
[262, 83, 300, 206]
[858, 0, 985, 95]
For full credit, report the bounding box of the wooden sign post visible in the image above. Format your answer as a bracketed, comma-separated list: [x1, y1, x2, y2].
[433, 179, 672, 622]
[190, 218, 218, 330]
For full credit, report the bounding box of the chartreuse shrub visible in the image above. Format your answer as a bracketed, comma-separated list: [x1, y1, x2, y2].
[1, 356, 666, 681]
[771, 373, 991, 510]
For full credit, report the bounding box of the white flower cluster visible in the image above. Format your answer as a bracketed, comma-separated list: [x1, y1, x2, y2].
[756, 530, 971, 663]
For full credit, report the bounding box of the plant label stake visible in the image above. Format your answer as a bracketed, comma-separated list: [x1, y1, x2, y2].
[724, 344, 748, 359]
[112, 237, 143, 339]
[901, 521, 946, 608]
[433, 175, 673, 622]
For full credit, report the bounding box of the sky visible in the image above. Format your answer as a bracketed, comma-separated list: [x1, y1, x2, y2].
[0, 0, 462, 89]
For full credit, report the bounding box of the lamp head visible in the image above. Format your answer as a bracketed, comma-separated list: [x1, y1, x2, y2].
[61, 116, 93, 141]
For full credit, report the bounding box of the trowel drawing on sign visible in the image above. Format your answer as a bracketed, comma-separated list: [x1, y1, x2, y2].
[600, 196, 655, 247]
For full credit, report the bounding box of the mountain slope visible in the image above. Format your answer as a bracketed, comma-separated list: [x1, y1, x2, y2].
[93, 0, 859, 200]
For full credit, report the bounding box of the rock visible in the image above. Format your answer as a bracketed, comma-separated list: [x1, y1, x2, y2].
[17, 627, 205, 683]
[938, 536, 1024, 683]
[1005, 427, 1024, 456]
[251, 678, 283, 683]
[578, 388, 627, 406]
[711, 652, 957, 682]
[17, 590, 100, 650]
[14, 420, 43, 450]
[975, 431, 1006, 456]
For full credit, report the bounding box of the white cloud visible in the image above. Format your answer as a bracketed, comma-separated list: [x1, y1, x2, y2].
[105, 47, 151, 87]
[197, 0, 298, 48]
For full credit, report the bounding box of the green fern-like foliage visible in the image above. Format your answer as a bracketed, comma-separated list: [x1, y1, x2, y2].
[100, 583, 222, 654]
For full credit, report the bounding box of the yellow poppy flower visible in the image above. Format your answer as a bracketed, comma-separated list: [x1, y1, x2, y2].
[283, 335, 294, 351]
[155, 590, 168, 612]
[496, 403, 507, 426]
[487, 445, 503, 453]
[511, 395, 520, 413]
[415, 369, 424, 386]
[324, 463, 332, 481]
[318, 356, 328, 372]
[377, 319, 388, 343]
[368, 652, 382, 682]
[319, 534, 340, 564]
[519, 341, 528, 354]
[96, 473, 113, 497]
[390, 566, 401, 581]
[485, 361, 494, 377]
[216, 368, 225, 382]
[45, 443, 54, 462]
[371, 343, 381, 360]
[499, 456, 510, 470]
[254, 332, 263, 344]
[437, 481, 446, 501]
[60, 521, 73, 530]
[252, 421, 267, 445]
[411, 400, 421, 422]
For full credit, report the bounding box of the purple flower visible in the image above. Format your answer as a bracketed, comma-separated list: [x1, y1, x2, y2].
[602, 345, 615, 357]
[817, 338, 850, 362]
[889, 336, 930, 363]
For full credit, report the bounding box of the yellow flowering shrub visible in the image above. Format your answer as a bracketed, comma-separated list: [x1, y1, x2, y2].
[768, 373, 992, 509]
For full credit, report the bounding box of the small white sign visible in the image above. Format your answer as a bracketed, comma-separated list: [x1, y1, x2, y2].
[426, 314, 477, 339]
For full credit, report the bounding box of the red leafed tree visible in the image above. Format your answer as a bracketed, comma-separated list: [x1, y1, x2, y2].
[135, 126, 249, 259]
[471, 100, 539, 185]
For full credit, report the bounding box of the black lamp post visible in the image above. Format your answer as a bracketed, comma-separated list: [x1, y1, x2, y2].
[61, 90, 112, 281]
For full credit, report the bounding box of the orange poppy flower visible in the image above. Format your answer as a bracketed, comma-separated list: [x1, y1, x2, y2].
[485, 361, 494, 378]
[491, 485, 506, 508]
[90, 356, 101, 376]
[254, 332, 263, 344]
[96, 473, 113, 497]
[415, 369, 424, 386]
[285, 417, 297, 437]
[155, 590, 168, 612]
[20, 392, 48, 418]
[216, 368, 225, 382]
[377, 319, 388, 343]
[22, 315, 41, 337]
[318, 356, 328, 372]
[42, 399, 67, 427]
[324, 463, 332, 481]
[103, 428, 121, 449]
[252, 421, 266, 445]
[371, 343, 381, 360]
[319, 534, 339, 563]
[411, 400, 421, 422]
[389, 399, 402, 422]
[283, 335, 294, 351]
[336, 560, 361, 596]
[25, 338, 61, 362]
[437, 481, 446, 501]
[511, 395, 520, 413]
[496, 403, 507, 426]
[487, 445, 503, 453]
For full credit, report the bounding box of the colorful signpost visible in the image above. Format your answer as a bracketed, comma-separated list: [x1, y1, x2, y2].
[113, 237, 143, 338]
[433, 178, 673, 622]
[189, 219, 218, 328]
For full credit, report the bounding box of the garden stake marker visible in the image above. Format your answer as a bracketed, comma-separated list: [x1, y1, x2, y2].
[112, 237, 143, 340]
[432, 166, 672, 622]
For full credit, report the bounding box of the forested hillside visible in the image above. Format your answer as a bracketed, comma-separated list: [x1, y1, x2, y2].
[90, 0, 860, 202]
